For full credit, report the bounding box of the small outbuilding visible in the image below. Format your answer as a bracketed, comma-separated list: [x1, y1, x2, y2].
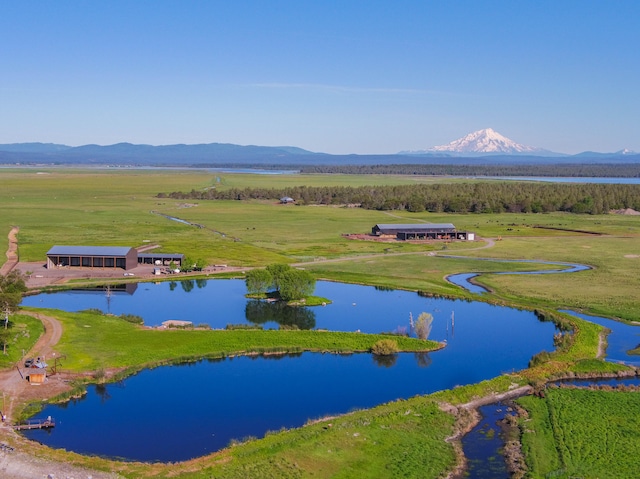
[28, 372, 47, 385]
[138, 253, 185, 267]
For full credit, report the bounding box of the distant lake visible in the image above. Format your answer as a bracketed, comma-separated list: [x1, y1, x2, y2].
[22, 279, 558, 462]
[478, 176, 640, 184]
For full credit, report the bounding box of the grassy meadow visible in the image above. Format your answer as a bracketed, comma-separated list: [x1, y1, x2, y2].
[0, 314, 44, 365]
[517, 387, 640, 478]
[16, 308, 439, 372]
[3, 168, 640, 477]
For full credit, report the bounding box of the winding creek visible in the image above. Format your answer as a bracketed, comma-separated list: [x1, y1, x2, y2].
[446, 258, 592, 294]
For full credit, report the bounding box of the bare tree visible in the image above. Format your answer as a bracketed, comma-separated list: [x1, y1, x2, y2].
[413, 312, 434, 340]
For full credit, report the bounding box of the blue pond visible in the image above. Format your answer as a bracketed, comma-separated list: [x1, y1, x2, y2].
[22, 280, 558, 462]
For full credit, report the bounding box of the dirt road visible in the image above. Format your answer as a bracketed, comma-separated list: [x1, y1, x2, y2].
[0, 311, 121, 478]
[0, 311, 66, 420]
[0, 227, 19, 275]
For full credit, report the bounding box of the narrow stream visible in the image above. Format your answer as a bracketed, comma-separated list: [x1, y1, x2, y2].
[462, 402, 514, 479]
[446, 258, 591, 294]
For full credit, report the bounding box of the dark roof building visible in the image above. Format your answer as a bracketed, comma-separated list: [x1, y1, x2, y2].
[372, 223, 456, 235]
[371, 223, 474, 241]
[46, 246, 138, 270]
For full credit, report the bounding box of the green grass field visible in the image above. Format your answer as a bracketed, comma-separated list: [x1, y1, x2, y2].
[0, 314, 44, 365]
[14, 308, 440, 372]
[517, 387, 640, 478]
[3, 168, 640, 478]
[4, 168, 640, 323]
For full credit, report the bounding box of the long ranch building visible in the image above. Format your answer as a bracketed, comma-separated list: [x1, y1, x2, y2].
[372, 223, 475, 241]
[46, 246, 139, 270]
[46, 246, 186, 270]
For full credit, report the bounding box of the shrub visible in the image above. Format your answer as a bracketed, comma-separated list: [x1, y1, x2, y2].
[225, 324, 263, 330]
[371, 339, 399, 356]
[279, 324, 300, 330]
[119, 314, 143, 324]
[529, 350, 552, 367]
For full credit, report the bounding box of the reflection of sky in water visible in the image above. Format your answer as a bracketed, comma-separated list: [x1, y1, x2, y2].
[22, 279, 559, 462]
[560, 310, 640, 366]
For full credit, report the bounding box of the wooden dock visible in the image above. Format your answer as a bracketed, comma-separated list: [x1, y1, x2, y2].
[13, 418, 55, 431]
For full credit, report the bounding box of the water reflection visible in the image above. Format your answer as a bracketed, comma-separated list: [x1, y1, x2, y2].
[180, 279, 194, 292]
[561, 310, 640, 366]
[245, 300, 316, 329]
[20, 279, 559, 462]
[372, 354, 398, 368]
[414, 352, 432, 368]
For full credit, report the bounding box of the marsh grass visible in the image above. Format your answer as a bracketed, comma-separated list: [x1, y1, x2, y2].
[518, 388, 640, 478]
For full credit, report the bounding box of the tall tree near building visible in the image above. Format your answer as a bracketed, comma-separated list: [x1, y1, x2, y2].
[0, 271, 27, 354]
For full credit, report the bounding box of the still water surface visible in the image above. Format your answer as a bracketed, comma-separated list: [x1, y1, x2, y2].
[22, 280, 557, 462]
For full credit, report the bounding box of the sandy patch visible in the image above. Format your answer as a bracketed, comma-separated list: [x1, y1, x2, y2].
[611, 208, 640, 215]
[624, 254, 640, 258]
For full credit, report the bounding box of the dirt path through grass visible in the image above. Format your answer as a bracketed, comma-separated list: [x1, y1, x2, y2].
[292, 237, 497, 267]
[0, 227, 19, 275]
[0, 311, 64, 421]
[0, 311, 121, 478]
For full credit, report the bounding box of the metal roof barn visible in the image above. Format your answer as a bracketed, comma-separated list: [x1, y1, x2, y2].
[46, 246, 138, 270]
[372, 223, 457, 235]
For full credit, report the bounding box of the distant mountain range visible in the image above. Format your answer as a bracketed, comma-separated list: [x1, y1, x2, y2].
[0, 133, 638, 167]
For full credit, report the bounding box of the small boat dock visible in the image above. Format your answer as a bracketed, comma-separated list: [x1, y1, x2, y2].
[13, 417, 55, 431]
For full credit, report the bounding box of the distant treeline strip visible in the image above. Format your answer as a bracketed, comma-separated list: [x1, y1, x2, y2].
[190, 162, 640, 177]
[159, 182, 640, 214]
[297, 163, 640, 177]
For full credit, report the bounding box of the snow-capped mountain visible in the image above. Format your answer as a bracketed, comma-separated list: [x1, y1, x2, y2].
[403, 128, 556, 156]
[430, 128, 541, 154]
[617, 148, 637, 155]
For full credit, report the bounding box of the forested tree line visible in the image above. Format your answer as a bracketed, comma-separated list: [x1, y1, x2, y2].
[190, 163, 640, 177]
[297, 163, 640, 177]
[159, 182, 640, 214]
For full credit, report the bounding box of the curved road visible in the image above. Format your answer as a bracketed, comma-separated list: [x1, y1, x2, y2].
[0, 311, 63, 421]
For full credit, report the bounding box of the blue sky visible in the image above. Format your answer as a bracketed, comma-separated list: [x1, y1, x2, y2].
[1, 1, 638, 154]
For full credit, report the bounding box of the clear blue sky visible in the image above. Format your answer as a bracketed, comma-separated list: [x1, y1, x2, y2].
[1, 1, 638, 154]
